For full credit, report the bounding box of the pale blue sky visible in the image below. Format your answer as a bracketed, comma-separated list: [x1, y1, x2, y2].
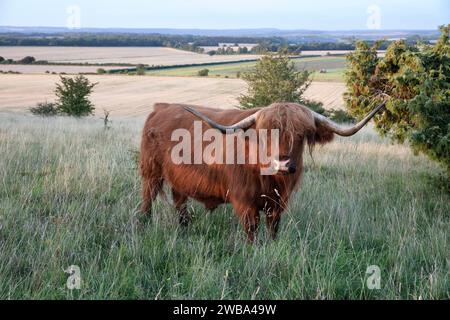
[0, 0, 448, 30]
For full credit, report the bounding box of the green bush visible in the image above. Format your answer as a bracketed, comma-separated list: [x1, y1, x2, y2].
[29, 102, 58, 116]
[198, 68, 209, 77]
[0, 56, 4, 63]
[345, 25, 450, 176]
[20, 56, 36, 64]
[302, 99, 326, 115]
[329, 109, 356, 123]
[239, 50, 310, 109]
[136, 64, 146, 75]
[55, 75, 97, 117]
[97, 68, 106, 74]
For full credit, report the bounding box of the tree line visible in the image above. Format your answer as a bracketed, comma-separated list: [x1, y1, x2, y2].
[0, 33, 277, 48]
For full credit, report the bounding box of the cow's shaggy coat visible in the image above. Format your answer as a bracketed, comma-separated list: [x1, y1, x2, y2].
[140, 102, 338, 242]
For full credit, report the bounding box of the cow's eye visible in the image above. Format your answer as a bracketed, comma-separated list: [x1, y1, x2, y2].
[279, 155, 290, 161]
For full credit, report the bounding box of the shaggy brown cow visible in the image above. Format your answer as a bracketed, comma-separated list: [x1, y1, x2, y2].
[140, 102, 385, 242]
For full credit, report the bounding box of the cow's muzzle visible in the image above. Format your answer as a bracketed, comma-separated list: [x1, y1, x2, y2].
[273, 159, 296, 175]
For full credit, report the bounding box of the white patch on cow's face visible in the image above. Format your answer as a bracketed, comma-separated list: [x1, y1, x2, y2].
[273, 159, 290, 172]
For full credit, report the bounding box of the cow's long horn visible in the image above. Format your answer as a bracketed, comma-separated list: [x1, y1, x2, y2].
[311, 101, 386, 136]
[184, 106, 260, 133]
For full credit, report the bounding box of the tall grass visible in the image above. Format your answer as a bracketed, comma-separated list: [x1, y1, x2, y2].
[0, 112, 448, 299]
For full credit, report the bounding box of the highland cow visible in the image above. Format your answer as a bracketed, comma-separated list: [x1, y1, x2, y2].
[140, 102, 385, 242]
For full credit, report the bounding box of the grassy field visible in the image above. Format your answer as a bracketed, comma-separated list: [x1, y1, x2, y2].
[311, 68, 346, 82]
[145, 56, 346, 81]
[0, 74, 346, 114]
[0, 113, 448, 299]
[0, 46, 260, 66]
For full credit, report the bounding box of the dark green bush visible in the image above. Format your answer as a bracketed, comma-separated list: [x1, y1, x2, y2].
[345, 25, 450, 176]
[20, 56, 36, 64]
[136, 64, 146, 75]
[198, 69, 209, 77]
[55, 75, 97, 117]
[329, 109, 356, 123]
[239, 50, 310, 109]
[29, 102, 58, 116]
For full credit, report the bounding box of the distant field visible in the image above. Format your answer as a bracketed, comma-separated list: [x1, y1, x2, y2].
[0, 74, 346, 115]
[311, 68, 346, 82]
[146, 56, 346, 81]
[0, 46, 260, 66]
[145, 60, 256, 77]
[293, 56, 346, 71]
[0, 64, 129, 74]
[200, 43, 258, 52]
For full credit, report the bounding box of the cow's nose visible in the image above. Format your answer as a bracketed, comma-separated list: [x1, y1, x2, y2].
[288, 164, 296, 174]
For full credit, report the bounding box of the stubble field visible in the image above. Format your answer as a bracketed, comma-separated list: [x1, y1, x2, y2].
[0, 46, 260, 65]
[0, 74, 346, 115]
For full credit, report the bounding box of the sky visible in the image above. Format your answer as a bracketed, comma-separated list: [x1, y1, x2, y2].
[0, 0, 448, 30]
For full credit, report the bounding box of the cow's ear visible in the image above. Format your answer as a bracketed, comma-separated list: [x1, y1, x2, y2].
[311, 122, 334, 145]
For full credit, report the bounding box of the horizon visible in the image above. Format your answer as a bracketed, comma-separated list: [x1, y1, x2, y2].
[0, 25, 444, 32]
[1, 0, 448, 31]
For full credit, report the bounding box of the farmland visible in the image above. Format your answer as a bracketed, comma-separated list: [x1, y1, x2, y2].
[0, 113, 448, 299]
[0, 74, 346, 115]
[0, 43, 447, 300]
[0, 46, 260, 66]
[145, 56, 347, 81]
[200, 43, 258, 52]
[0, 64, 130, 74]
[0, 46, 355, 82]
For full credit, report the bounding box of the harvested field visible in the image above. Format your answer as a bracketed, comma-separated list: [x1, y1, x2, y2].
[0, 46, 260, 66]
[0, 74, 245, 115]
[303, 81, 346, 109]
[0, 64, 129, 74]
[0, 74, 346, 116]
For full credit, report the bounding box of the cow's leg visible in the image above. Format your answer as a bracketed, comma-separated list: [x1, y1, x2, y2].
[233, 202, 260, 243]
[172, 189, 190, 226]
[265, 210, 282, 240]
[141, 177, 163, 216]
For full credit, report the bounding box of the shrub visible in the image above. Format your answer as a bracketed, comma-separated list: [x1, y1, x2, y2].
[20, 56, 36, 64]
[0, 56, 4, 63]
[302, 99, 326, 115]
[345, 24, 450, 176]
[239, 50, 310, 109]
[198, 69, 209, 77]
[55, 75, 97, 117]
[97, 68, 106, 74]
[136, 64, 146, 75]
[328, 109, 356, 123]
[29, 102, 58, 116]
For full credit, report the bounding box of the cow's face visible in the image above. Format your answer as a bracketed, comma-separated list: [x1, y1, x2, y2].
[257, 105, 315, 175]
